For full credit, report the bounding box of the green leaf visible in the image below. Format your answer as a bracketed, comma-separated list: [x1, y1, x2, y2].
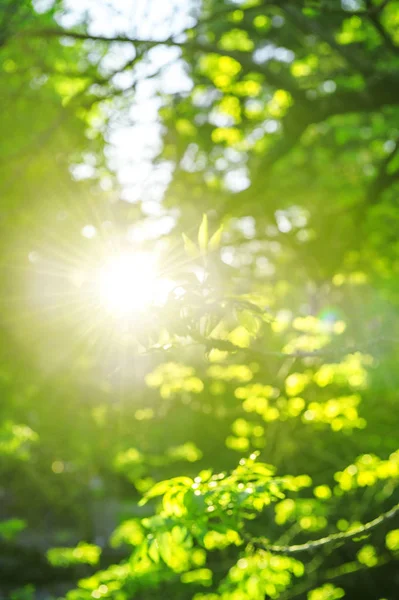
[140, 476, 193, 505]
[139, 480, 171, 505]
[237, 309, 260, 335]
[47, 542, 101, 567]
[208, 225, 224, 251]
[198, 214, 209, 252]
[157, 531, 172, 565]
[148, 538, 160, 563]
[182, 233, 198, 257]
[181, 568, 212, 585]
[0, 518, 26, 541]
[386, 529, 399, 552]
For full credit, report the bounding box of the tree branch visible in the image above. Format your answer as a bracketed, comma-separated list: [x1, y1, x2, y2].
[282, 5, 372, 76]
[21, 27, 306, 101]
[248, 501, 399, 554]
[365, 0, 399, 54]
[366, 139, 399, 206]
[308, 0, 390, 16]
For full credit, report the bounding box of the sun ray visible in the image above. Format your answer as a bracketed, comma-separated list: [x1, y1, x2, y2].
[95, 251, 175, 317]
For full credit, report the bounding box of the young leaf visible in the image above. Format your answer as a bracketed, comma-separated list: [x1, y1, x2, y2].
[237, 310, 260, 335]
[198, 214, 209, 252]
[148, 538, 160, 563]
[209, 225, 223, 251]
[182, 233, 198, 257]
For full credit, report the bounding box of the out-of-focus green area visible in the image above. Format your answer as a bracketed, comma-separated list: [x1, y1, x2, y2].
[1, 1, 399, 599]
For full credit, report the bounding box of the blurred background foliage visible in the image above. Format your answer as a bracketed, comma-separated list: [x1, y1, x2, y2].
[1, 0, 399, 599]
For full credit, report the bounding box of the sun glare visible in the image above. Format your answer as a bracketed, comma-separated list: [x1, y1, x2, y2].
[96, 252, 173, 317]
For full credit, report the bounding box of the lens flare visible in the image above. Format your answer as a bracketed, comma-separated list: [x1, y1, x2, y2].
[96, 252, 173, 317]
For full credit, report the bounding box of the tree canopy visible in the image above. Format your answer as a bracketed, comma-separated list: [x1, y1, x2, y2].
[1, 1, 399, 600]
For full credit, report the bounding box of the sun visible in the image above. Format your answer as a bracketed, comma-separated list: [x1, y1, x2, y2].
[96, 251, 173, 317]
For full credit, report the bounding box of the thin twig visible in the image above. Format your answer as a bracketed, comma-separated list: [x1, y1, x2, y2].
[248, 501, 399, 554]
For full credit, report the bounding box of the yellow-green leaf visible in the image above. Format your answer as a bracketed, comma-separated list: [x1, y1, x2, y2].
[182, 233, 198, 257]
[209, 225, 224, 251]
[198, 214, 209, 252]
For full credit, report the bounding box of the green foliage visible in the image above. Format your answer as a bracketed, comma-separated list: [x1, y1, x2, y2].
[47, 543, 101, 567]
[385, 529, 399, 553]
[0, 421, 38, 460]
[9, 586, 36, 600]
[216, 551, 304, 599]
[308, 584, 345, 600]
[0, 519, 26, 541]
